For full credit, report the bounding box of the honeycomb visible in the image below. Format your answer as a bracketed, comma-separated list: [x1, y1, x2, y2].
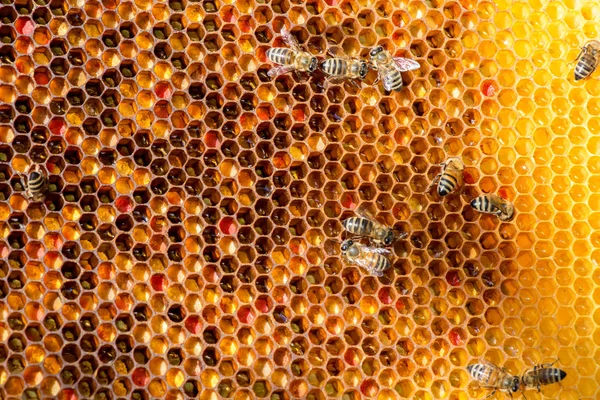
[0, 0, 598, 399]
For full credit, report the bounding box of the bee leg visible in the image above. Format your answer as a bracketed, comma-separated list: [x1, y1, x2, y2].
[426, 174, 442, 194]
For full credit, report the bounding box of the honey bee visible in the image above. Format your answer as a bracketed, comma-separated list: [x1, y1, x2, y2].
[340, 239, 392, 277]
[319, 48, 370, 88]
[343, 206, 403, 246]
[467, 361, 521, 398]
[470, 194, 515, 222]
[266, 26, 318, 78]
[522, 361, 566, 392]
[427, 157, 465, 197]
[574, 40, 600, 81]
[369, 46, 420, 92]
[17, 164, 48, 201]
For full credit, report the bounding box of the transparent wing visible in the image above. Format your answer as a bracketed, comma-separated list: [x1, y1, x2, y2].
[364, 246, 392, 257]
[355, 204, 377, 221]
[280, 26, 302, 52]
[268, 65, 297, 77]
[326, 46, 345, 58]
[355, 204, 393, 231]
[392, 57, 421, 72]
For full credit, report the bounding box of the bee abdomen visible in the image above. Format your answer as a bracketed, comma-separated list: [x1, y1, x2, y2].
[470, 196, 495, 213]
[536, 368, 567, 385]
[321, 58, 348, 77]
[369, 252, 391, 275]
[267, 48, 293, 66]
[28, 172, 46, 192]
[343, 217, 374, 236]
[575, 52, 598, 80]
[467, 364, 492, 384]
[438, 173, 459, 196]
[388, 70, 404, 91]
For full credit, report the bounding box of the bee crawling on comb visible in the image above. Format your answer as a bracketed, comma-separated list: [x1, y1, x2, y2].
[574, 40, 600, 81]
[16, 164, 48, 202]
[266, 26, 318, 78]
[340, 239, 392, 277]
[342, 205, 406, 247]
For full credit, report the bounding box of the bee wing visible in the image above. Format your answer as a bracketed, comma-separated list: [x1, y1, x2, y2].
[355, 204, 394, 231]
[268, 65, 297, 77]
[355, 204, 377, 220]
[364, 246, 392, 257]
[280, 26, 302, 52]
[327, 46, 345, 58]
[392, 57, 421, 72]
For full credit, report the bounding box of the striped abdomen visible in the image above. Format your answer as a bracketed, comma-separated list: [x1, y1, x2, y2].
[470, 195, 499, 214]
[386, 69, 404, 91]
[321, 58, 348, 77]
[266, 48, 294, 66]
[365, 251, 391, 276]
[343, 217, 375, 237]
[28, 171, 47, 195]
[524, 368, 566, 387]
[438, 171, 461, 196]
[575, 52, 598, 80]
[467, 364, 497, 385]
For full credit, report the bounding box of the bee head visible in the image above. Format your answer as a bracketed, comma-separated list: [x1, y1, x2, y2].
[511, 377, 520, 393]
[370, 46, 384, 58]
[359, 61, 369, 79]
[308, 57, 318, 72]
[341, 240, 352, 252]
[383, 231, 395, 246]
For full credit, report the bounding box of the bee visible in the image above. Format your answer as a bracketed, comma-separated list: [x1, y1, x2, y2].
[343, 206, 402, 246]
[369, 46, 420, 92]
[470, 194, 515, 222]
[467, 361, 521, 398]
[522, 361, 566, 392]
[319, 48, 370, 88]
[341, 239, 392, 277]
[266, 26, 318, 78]
[17, 164, 48, 201]
[574, 40, 600, 81]
[427, 157, 465, 197]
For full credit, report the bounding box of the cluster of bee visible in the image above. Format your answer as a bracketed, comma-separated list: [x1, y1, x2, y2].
[428, 157, 515, 222]
[339, 157, 514, 277]
[340, 207, 402, 277]
[14, 164, 48, 202]
[266, 27, 420, 92]
[468, 360, 566, 399]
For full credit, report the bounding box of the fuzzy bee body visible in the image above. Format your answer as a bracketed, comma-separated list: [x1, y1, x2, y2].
[369, 46, 420, 92]
[433, 157, 464, 197]
[266, 47, 295, 66]
[522, 365, 566, 391]
[574, 41, 600, 81]
[342, 206, 400, 246]
[266, 27, 318, 78]
[320, 58, 369, 80]
[467, 363, 521, 397]
[470, 194, 515, 222]
[19, 164, 48, 201]
[341, 239, 391, 277]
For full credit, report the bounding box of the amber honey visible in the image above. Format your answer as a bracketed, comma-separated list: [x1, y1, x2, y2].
[0, 0, 597, 399]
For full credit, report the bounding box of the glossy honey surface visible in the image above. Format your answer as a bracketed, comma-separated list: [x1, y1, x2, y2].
[0, 0, 598, 399]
